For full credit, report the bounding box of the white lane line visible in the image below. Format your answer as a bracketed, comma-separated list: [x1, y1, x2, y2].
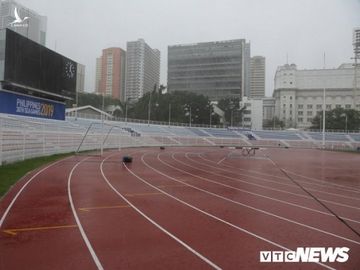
[180, 153, 360, 211]
[129, 153, 334, 270]
[199, 153, 360, 194]
[284, 169, 360, 193]
[100, 153, 222, 270]
[0, 156, 73, 228]
[189, 153, 360, 202]
[157, 153, 360, 225]
[217, 156, 227, 165]
[148, 153, 360, 246]
[68, 157, 104, 270]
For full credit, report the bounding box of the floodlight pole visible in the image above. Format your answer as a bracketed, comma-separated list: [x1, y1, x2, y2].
[101, 92, 105, 156]
[168, 103, 171, 127]
[125, 101, 128, 123]
[75, 89, 78, 120]
[148, 91, 152, 125]
[345, 114, 348, 133]
[322, 53, 326, 147]
[189, 107, 192, 127]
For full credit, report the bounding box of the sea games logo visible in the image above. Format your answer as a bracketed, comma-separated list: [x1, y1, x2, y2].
[16, 98, 54, 118]
[8, 7, 29, 28]
[260, 247, 349, 263]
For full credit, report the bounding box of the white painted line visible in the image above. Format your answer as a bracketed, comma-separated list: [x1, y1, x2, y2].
[217, 156, 227, 165]
[130, 153, 334, 270]
[200, 153, 360, 194]
[68, 157, 104, 270]
[100, 153, 222, 270]
[157, 153, 360, 225]
[193, 153, 360, 201]
[0, 156, 72, 228]
[182, 153, 360, 210]
[148, 153, 360, 246]
[284, 169, 360, 193]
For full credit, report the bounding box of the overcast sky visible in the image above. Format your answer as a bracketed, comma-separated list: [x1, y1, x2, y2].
[20, 0, 360, 97]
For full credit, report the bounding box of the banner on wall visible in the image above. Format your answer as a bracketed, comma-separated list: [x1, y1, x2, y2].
[0, 90, 65, 120]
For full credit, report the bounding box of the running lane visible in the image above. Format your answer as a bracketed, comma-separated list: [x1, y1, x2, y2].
[0, 156, 97, 270]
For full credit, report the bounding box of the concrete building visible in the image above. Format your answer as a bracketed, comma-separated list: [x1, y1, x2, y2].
[354, 27, 360, 58]
[240, 97, 263, 130]
[0, 0, 47, 45]
[125, 39, 160, 101]
[273, 63, 360, 129]
[250, 56, 265, 98]
[96, 47, 126, 101]
[244, 42, 251, 97]
[76, 63, 85, 93]
[168, 39, 247, 101]
[262, 97, 275, 124]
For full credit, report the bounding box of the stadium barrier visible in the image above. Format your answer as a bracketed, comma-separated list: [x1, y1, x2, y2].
[0, 114, 359, 165]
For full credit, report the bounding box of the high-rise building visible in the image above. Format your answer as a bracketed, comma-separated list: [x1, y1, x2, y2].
[95, 57, 102, 93]
[96, 47, 126, 101]
[0, 0, 47, 45]
[168, 39, 247, 101]
[125, 39, 160, 101]
[353, 27, 360, 58]
[250, 56, 265, 98]
[76, 63, 85, 93]
[244, 42, 251, 97]
[353, 27, 360, 107]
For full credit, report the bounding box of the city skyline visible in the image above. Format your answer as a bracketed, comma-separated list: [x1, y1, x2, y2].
[10, 0, 360, 97]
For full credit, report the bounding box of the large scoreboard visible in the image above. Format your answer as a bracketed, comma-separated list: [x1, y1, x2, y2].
[0, 28, 77, 100]
[0, 28, 78, 120]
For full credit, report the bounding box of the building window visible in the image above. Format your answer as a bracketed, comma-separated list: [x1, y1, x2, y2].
[307, 104, 313, 109]
[290, 110, 292, 115]
[316, 104, 322, 110]
[290, 96, 293, 100]
[345, 104, 351, 109]
[306, 118, 312, 122]
[290, 82, 293, 84]
[326, 104, 331, 110]
[290, 104, 293, 108]
[298, 118, 303, 123]
[335, 104, 341, 108]
[298, 104, 303, 109]
[283, 110, 286, 114]
[283, 104, 286, 107]
[307, 111, 313, 116]
[298, 111, 303, 116]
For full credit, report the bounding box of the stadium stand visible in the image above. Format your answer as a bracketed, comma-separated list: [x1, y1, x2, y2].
[1, 113, 359, 165]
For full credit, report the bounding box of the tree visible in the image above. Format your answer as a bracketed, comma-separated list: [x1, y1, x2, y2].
[127, 90, 220, 125]
[66, 92, 121, 110]
[217, 97, 243, 126]
[263, 117, 285, 129]
[311, 108, 360, 131]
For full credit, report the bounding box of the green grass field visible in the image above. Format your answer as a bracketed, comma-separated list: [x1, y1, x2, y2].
[0, 153, 73, 197]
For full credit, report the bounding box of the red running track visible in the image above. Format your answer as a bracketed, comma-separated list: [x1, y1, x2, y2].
[0, 147, 360, 269]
